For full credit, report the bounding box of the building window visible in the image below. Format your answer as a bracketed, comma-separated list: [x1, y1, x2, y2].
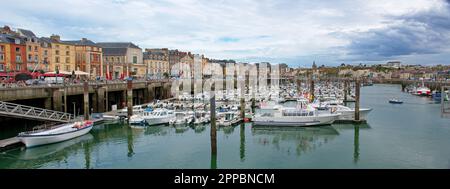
[0, 54, 4, 61]
[34, 46, 38, 51]
[66, 57, 70, 63]
[0, 46, 4, 52]
[133, 56, 137, 64]
[0, 64, 4, 71]
[56, 45, 59, 48]
[31, 38, 35, 43]
[55, 50, 60, 55]
[28, 54, 32, 61]
[55, 57, 60, 63]
[16, 64, 21, 70]
[66, 51, 70, 56]
[34, 55, 38, 62]
[16, 47, 20, 52]
[66, 65, 70, 71]
[55, 65, 59, 71]
[44, 50, 48, 56]
[16, 55, 21, 62]
[66, 46, 69, 50]
[28, 46, 32, 51]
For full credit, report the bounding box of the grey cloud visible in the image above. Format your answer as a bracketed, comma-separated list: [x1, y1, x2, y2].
[343, 1, 450, 61]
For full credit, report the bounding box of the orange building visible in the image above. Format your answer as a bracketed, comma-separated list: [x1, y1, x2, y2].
[65, 38, 103, 78]
[17, 29, 41, 72]
[0, 33, 27, 73]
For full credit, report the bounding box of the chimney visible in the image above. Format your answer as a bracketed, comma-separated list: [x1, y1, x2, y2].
[50, 34, 60, 41]
[1, 25, 11, 34]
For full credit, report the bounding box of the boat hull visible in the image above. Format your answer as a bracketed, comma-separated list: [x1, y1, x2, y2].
[335, 108, 372, 121]
[19, 125, 93, 148]
[253, 114, 339, 127]
[145, 117, 173, 126]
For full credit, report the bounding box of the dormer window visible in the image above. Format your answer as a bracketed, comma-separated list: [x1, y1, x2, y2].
[15, 39, 20, 44]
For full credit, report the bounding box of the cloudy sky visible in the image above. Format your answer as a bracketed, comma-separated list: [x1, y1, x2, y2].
[1, 0, 450, 67]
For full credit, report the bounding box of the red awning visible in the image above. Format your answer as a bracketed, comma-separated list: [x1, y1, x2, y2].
[42, 73, 66, 77]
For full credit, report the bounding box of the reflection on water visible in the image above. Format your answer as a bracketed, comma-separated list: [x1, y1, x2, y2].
[354, 125, 359, 164]
[251, 125, 340, 157]
[240, 123, 245, 162]
[0, 133, 93, 168]
[126, 126, 134, 158]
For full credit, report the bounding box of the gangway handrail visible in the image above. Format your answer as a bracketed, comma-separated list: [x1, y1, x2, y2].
[0, 101, 74, 122]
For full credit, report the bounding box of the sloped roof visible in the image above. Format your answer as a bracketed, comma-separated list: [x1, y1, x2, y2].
[97, 42, 141, 49]
[64, 39, 99, 47]
[17, 29, 36, 38]
[102, 48, 128, 56]
[0, 33, 24, 44]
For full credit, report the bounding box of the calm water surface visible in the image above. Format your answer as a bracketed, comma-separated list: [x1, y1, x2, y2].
[1, 84, 449, 168]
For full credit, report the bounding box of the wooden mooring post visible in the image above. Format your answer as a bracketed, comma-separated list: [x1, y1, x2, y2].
[83, 80, 90, 121]
[210, 85, 217, 157]
[127, 80, 133, 122]
[354, 78, 362, 124]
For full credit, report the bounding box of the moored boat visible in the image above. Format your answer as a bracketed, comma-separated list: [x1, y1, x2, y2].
[389, 99, 403, 104]
[253, 107, 339, 127]
[18, 121, 93, 148]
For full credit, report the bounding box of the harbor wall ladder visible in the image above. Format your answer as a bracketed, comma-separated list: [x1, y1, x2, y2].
[0, 101, 74, 123]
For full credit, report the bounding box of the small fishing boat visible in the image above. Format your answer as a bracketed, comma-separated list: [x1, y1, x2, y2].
[389, 99, 403, 104]
[18, 120, 93, 148]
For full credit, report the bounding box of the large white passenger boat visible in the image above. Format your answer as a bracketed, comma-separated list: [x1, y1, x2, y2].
[253, 107, 339, 127]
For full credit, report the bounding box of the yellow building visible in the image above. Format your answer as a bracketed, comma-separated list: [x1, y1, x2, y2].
[41, 35, 76, 73]
[39, 38, 52, 72]
[0, 41, 10, 72]
[143, 48, 169, 79]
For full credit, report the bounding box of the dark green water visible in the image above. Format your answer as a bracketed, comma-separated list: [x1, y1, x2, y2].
[1, 84, 449, 169]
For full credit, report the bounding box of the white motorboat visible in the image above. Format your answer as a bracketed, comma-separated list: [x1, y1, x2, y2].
[129, 114, 147, 125]
[102, 114, 120, 121]
[311, 101, 372, 121]
[169, 111, 194, 126]
[18, 120, 94, 148]
[253, 107, 339, 127]
[326, 105, 372, 121]
[117, 105, 145, 117]
[217, 111, 241, 126]
[142, 108, 175, 126]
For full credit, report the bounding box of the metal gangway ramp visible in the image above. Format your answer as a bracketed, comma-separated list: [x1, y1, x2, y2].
[0, 101, 74, 123]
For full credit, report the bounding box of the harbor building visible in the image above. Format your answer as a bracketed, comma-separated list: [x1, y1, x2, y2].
[65, 38, 103, 78]
[143, 48, 169, 79]
[40, 35, 76, 73]
[98, 42, 143, 79]
[0, 33, 27, 72]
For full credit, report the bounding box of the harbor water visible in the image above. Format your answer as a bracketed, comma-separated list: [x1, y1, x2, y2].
[0, 84, 449, 168]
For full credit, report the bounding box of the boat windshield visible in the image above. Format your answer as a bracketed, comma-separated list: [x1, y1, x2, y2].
[282, 109, 314, 116]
